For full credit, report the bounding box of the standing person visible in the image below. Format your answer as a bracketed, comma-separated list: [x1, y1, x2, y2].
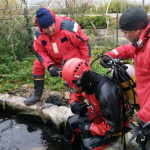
[24, 7, 91, 105]
[100, 6, 150, 139]
[61, 58, 132, 150]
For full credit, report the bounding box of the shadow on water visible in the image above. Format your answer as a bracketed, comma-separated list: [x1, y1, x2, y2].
[0, 111, 71, 150]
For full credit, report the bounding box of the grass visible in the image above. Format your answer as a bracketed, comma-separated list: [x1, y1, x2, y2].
[0, 49, 109, 93]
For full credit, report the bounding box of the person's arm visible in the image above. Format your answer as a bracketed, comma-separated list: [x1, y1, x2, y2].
[69, 88, 88, 115]
[69, 89, 83, 105]
[34, 40, 54, 70]
[138, 102, 150, 123]
[105, 43, 136, 59]
[68, 22, 91, 63]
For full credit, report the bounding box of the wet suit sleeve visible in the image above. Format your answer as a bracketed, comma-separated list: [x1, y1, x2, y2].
[69, 88, 84, 105]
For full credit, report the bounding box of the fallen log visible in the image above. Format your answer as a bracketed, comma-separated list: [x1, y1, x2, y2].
[0, 93, 73, 129]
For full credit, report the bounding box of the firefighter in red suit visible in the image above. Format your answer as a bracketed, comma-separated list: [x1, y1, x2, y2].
[24, 7, 91, 105]
[100, 7, 150, 131]
[61, 58, 131, 150]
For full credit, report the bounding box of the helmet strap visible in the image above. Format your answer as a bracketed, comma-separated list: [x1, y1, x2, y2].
[75, 71, 87, 87]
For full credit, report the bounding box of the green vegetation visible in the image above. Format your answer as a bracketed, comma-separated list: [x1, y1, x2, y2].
[0, 0, 144, 93]
[0, 55, 65, 93]
[74, 15, 109, 29]
[0, 7, 34, 93]
[0, 50, 108, 93]
[52, 1, 150, 14]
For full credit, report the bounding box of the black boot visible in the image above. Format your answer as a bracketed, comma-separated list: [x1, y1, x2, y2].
[24, 79, 44, 106]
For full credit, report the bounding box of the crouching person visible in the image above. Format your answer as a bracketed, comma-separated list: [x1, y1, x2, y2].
[61, 58, 131, 150]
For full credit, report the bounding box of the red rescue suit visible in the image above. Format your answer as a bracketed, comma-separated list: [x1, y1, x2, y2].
[33, 8, 91, 76]
[105, 21, 150, 123]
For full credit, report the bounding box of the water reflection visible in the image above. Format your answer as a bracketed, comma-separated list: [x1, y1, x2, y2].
[0, 112, 66, 150]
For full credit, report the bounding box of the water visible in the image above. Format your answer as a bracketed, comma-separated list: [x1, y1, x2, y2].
[0, 110, 141, 150]
[0, 112, 67, 150]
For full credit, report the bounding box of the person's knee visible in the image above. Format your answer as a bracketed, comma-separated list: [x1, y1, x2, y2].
[66, 115, 79, 130]
[81, 138, 92, 150]
[33, 59, 45, 75]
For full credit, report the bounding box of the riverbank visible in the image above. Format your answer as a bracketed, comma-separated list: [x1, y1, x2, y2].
[0, 84, 72, 129]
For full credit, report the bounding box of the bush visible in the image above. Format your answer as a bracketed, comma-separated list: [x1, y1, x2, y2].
[73, 15, 110, 29]
[0, 8, 33, 72]
[0, 8, 35, 92]
[0, 56, 34, 93]
[102, 0, 150, 13]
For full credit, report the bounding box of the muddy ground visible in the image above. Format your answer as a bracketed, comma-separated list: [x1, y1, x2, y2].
[8, 84, 70, 107]
[7, 84, 139, 121]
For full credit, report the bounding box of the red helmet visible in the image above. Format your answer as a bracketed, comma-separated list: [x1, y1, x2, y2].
[62, 58, 90, 87]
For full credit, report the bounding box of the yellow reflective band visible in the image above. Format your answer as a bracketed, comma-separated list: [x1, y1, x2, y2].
[107, 132, 122, 138]
[33, 78, 45, 80]
[73, 87, 76, 92]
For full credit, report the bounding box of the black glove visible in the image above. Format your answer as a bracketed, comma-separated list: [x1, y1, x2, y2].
[100, 55, 111, 68]
[79, 122, 91, 135]
[71, 102, 88, 115]
[49, 65, 60, 77]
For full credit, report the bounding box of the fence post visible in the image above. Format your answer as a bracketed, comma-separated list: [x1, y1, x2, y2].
[65, 0, 68, 17]
[116, 0, 119, 47]
[142, 0, 145, 10]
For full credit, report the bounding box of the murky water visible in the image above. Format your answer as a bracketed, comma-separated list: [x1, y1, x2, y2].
[0, 111, 142, 150]
[0, 111, 67, 150]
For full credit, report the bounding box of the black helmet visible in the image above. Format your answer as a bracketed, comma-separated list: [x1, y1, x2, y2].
[119, 7, 149, 30]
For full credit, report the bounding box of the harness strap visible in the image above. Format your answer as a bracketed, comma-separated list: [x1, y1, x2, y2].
[128, 123, 140, 147]
[128, 122, 150, 149]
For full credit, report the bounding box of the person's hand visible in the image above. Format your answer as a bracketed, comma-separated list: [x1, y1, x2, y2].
[71, 102, 88, 115]
[100, 55, 111, 68]
[49, 65, 60, 77]
[79, 122, 91, 135]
